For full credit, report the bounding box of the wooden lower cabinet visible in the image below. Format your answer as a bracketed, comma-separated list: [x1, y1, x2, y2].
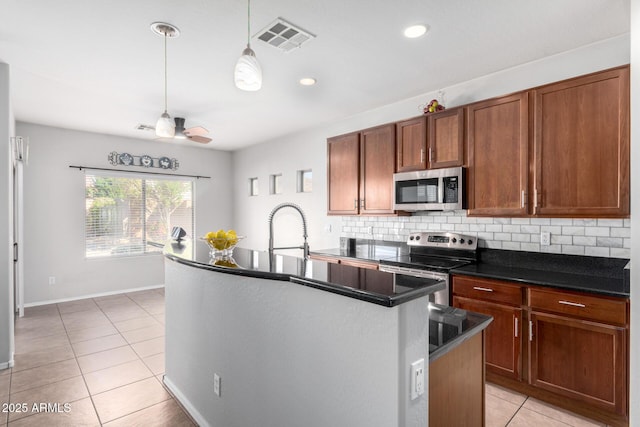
[529, 311, 627, 415]
[452, 274, 629, 425]
[454, 296, 521, 380]
[429, 332, 485, 426]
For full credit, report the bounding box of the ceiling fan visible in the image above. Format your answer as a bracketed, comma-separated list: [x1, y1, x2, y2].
[173, 117, 212, 144]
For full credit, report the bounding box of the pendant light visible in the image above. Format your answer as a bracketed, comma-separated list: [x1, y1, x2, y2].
[151, 22, 180, 137]
[234, 0, 262, 91]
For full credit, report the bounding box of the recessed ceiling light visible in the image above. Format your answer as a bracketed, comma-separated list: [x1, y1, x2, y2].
[299, 77, 317, 86]
[404, 24, 428, 38]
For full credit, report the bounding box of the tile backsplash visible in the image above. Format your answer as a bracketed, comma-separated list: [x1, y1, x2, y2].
[341, 211, 630, 259]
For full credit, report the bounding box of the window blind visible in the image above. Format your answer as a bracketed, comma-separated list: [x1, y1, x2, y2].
[85, 172, 194, 258]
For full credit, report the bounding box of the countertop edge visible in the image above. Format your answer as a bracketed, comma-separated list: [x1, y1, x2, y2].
[164, 253, 292, 281]
[429, 315, 493, 363]
[164, 251, 444, 307]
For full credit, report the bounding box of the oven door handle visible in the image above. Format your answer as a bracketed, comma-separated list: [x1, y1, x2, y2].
[379, 264, 448, 280]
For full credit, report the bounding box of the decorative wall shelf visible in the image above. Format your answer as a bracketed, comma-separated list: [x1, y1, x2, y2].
[108, 151, 179, 170]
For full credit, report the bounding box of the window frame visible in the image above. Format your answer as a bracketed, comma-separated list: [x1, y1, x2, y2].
[84, 170, 196, 259]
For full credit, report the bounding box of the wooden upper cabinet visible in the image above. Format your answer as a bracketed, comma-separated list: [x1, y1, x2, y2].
[467, 92, 529, 216]
[532, 66, 630, 217]
[396, 117, 427, 172]
[360, 124, 396, 214]
[395, 109, 464, 172]
[428, 108, 464, 169]
[327, 132, 360, 215]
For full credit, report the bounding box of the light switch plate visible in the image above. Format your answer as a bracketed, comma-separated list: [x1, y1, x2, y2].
[410, 359, 425, 400]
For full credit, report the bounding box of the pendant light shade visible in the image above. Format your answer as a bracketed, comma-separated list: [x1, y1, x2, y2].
[156, 111, 175, 138]
[235, 46, 262, 91]
[235, 0, 262, 91]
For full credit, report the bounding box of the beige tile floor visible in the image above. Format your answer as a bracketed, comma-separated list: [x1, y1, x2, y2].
[0, 288, 195, 426]
[0, 288, 611, 426]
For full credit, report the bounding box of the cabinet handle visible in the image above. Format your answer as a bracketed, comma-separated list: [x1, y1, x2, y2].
[360, 199, 365, 209]
[529, 320, 533, 342]
[472, 286, 494, 292]
[354, 199, 358, 209]
[558, 300, 586, 308]
[534, 188, 539, 208]
[420, 149, 425, 164]
[514, 317, 518, 338]
[429, 147, 434, 163]
[521, 190, 527, 208]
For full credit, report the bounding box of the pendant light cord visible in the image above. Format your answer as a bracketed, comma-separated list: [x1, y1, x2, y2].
[247, 0, 251, 48]
[163, 32, 168, 112]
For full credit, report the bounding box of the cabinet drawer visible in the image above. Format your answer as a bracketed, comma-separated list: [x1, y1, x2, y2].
[528, 287, 628, 326]
[452, 276, 524, 306]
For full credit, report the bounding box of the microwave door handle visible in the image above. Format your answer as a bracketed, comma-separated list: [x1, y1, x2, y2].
[438, 177, 444, 204]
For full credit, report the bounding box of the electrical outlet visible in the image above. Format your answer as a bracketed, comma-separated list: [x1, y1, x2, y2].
[214, 373, 221, 397]
[410, 359, 425, 400]
[48, 276, 56, 285]
[540, 231, 551, 246]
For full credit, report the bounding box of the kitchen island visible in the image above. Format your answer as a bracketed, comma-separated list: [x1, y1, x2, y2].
[163, 239, 491, 427]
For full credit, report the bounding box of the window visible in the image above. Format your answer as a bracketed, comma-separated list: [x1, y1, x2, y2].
[297, 169, 312, 193]
[270, 174, 283, 195]
[249, 177, 259, 196]
[85, 173, 194, 258]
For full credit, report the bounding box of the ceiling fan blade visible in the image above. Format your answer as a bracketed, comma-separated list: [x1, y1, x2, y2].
[188, 135, 212, 144]
[184, 126, 209, 137]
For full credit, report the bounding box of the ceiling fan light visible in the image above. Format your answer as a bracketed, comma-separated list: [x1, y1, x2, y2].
[234, 47, 262, 91]
[156, 112, 175, 138]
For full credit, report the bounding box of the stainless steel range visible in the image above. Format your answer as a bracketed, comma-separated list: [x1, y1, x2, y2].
[379, 232, 478, 305]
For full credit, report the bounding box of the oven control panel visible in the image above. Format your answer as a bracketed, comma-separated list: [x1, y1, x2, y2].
[406, 232, 478, 250]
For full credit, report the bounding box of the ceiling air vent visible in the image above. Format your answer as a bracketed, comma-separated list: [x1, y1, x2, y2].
[255, 18, 315, 53]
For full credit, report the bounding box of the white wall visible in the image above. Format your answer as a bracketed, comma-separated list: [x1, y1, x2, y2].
[629, 0, 639, 423]
[16, 122, 233, 305]
[164, 260, 430, 427]
[0, 63, 14, 368]
[232, 35, 630, 256]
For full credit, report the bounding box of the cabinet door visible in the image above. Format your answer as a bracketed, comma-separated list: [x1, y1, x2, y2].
[532, 67, 630, 217]
[360, 124, 396, 214]
[327, 132, 360, 215]
[467, 93, 529, 216]
[529, 311, 627, 415]
[396, 117, 427, 172]
[454, 296, 522, 380]
[428, 108, 464, 169]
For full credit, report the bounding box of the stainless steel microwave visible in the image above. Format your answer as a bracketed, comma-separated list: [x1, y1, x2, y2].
[393, 167, 465, 211]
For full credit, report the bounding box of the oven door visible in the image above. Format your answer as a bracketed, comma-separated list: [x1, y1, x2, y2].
[379, 264, 450, 306]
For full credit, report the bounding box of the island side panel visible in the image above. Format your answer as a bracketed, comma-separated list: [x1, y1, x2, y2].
[164, 260, 430, 427]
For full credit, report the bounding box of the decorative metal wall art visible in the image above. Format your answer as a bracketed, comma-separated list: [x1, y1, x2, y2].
[108, 151, 179, 170]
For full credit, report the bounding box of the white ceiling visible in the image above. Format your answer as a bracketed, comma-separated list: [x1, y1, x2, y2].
[0, 0, 630, 151]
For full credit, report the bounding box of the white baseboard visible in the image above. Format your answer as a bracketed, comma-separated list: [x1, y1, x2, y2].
[23, 284, 165, 308]
[163, 376, 210, 427]
[0, 355, 14, 370]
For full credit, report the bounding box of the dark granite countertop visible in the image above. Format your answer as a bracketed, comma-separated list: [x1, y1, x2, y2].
[428, 303, 492, 362]
[311, 240, 408, 262]
[163, 239, 444, 307]
[313, 240, 630, 298]
[451, 249, 630, 298]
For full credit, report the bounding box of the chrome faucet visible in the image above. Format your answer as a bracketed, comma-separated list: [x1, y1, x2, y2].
[268, 202, 309, 258]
